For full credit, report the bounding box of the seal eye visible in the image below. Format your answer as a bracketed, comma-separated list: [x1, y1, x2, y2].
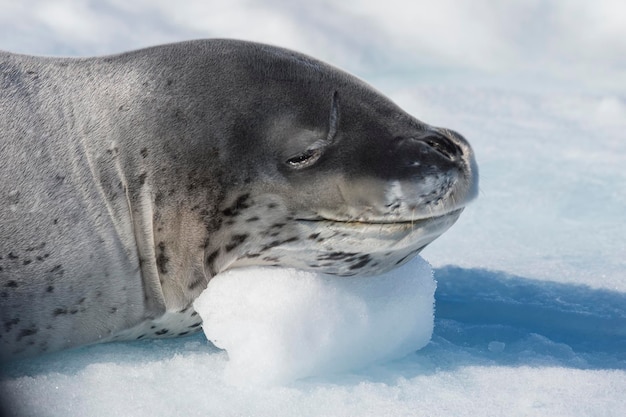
[285, 148, 322, 169]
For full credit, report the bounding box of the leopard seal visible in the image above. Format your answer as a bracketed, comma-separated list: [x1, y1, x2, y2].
[0, 39, 478, 359]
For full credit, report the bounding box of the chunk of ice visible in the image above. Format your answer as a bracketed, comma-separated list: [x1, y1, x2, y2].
[193, 256, 436, 385]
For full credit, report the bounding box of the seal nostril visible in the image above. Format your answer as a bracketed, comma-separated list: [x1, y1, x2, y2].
[421, 133, 462, 160]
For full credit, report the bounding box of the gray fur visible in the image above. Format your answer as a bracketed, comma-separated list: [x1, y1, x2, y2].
[0, 39, 478, 359]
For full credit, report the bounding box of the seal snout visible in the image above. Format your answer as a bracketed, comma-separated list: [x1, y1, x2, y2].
[419, 130, 464, 161]
[393, 130, 466, 171]
[400, 130, 464, 163]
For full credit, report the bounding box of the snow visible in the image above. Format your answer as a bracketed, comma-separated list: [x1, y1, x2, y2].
[194, 257, 435, 385]
[1, 1, 625, 416]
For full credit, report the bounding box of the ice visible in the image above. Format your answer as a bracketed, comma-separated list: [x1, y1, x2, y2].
[193, 256, 435, 385]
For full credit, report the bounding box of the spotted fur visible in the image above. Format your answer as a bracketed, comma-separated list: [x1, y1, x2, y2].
[0, 40, 477, 359]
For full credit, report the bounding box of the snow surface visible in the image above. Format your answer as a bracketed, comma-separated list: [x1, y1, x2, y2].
[194, 257, 435, 385]
[1, 1, 625, 416]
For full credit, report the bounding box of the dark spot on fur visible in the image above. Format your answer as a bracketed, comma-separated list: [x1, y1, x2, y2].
[188, 274, 207, 291]
[246, 216, 260, 222]
[191, 312, 198, 317]
[4, 318, 19, 332]
[206, 249, 220, 266]
[53, 308, 67, 316]
[70, 308, 78, 315]
[308, 233, 320, 240]
[1, 292, 7, 298]
[166, 79, 173, 86]
[225, 234, 248, 252]
[246, 253, 260, 258]
[178, 331, 189, 336]
[22, 259, 31, 265]
[155, 329, 168, 335]
[5, 281, 18, 288]
[110, 307, 117, 314]
[267, 203, 277, 209]
[17, 327, 37, 341]
[259, 236, 299, 252]
[155, 192, 164, 206]
[222, 194, 251, 217]
[8, 253, 18, 260]
[189, 322, 202, 328]
[262, 256, 280, 263]
[8, 191, 20, 204]
[204, 216, 223, 234]
[156, 242, 169, 274]
[136, 334, 146, 340]
[140, 148, 149, 158]
[349, 254, 372, 270]
[49, 264, 63, 274]
[138, 172, 147, 186]
[53, 218, 59, 225]
[317, 251, 358, 261]
[46, 285, 54, 293]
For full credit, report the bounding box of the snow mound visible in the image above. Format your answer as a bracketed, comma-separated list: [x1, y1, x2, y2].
[193, 256, 435, 385]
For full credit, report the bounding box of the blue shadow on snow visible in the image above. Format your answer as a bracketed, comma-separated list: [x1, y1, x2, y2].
[430, 266, 626, 370]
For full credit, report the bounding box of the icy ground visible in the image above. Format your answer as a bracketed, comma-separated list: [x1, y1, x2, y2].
[1, 1, 625, 416]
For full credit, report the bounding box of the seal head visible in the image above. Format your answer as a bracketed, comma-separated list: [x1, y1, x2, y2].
[199, 44, 478, 277]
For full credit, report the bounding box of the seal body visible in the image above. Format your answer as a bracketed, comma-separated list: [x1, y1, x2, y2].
[0, 39, 478, 359]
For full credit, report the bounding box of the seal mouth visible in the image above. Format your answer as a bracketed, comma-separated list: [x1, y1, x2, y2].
[294, 208, 464, 248]
[273, 208, 464, 276]
[297, 208, 464, 228]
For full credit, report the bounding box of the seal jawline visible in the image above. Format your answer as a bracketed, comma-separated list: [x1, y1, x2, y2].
[297, 208, 464, 227]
